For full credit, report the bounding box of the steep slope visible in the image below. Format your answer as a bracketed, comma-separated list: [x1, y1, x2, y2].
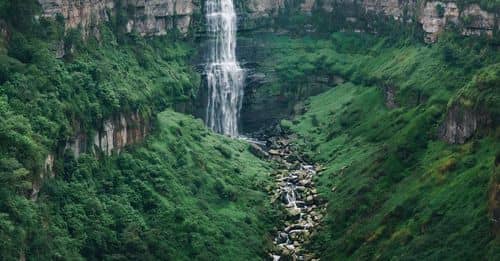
[1, 110, 277, 260]
[0, 1, 279, 259]
[270, 33, 500, 259]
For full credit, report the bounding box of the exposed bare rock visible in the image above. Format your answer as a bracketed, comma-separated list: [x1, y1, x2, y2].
[439, 103, 487, 144]
[363, 0, 417, 21]
[37, 0, 197, 37]
[38, 0, 115, 36]
[66, 111, 150, 157]
[419, 1, 459, 43]
[30, 154, 55, 201]
[300, 0, 316, 13]
[125, 0, 196, 36]
[461, 4, 496, 37]
[249, 143, 269, 159]
[245, 0, 285, 18]
[383, 84, 399, 109]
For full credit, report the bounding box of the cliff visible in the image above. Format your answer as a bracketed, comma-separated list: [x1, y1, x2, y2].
[66, 111, 150, 157]
[37, 0, 497, 42]
[38, 0, 199, 36]
[237, 0, 498, 42]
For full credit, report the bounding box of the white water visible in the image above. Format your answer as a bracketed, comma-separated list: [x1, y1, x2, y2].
[205, 0, 244, 137]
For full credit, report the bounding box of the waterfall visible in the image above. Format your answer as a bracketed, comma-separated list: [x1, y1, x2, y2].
[205, 0, 244, 137]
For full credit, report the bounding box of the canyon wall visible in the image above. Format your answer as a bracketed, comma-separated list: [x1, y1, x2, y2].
[66, 111, 150, 157]
[237, 0, 498, 43]
[31, 111, 150, 199]
[38, 0, 199, 36]
[37, 0, 497, 41]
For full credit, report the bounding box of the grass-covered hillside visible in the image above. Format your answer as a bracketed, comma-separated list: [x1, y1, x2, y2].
[0, 0, 199, 186]
[267, 33, 500, 259]
[1, 110, 277, 260]
[0, 1, 280, 259]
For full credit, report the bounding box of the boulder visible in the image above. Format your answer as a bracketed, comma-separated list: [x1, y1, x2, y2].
[249, 143, 269, 159]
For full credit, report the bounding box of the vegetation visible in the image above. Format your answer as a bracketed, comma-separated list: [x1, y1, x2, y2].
[0, 0, 499, 260]
[0, 0, 199, 201]
[262, 32, 500, 259]
[1, 110, 277, 260]
[0, 1, 280, 259]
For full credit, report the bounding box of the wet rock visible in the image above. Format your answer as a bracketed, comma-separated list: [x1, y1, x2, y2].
[249, 143, 269, 159]
[269, 149, 281, 155]
[266, 134, 324, 260]
[287, 208, 302, 219]
[299, 179, 311, 186]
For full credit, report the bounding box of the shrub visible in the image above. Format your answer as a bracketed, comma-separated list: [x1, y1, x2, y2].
[436, 4, 446, 18]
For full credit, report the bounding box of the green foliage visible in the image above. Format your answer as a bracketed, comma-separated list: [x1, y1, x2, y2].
[455, 63, 500, 119]
[280, 32, 499, 259]
[0, 0, 40, 31]
[436, 4, 446, 18]
[0, 111, 277, 260]
[0, 18, 199, 174]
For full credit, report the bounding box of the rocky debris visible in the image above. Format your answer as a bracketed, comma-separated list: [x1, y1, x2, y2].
[249, 143, 270, 159]
[254, 134, 325, 260]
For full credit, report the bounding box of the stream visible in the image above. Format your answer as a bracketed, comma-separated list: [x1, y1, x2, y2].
[248, 134, 326, 260]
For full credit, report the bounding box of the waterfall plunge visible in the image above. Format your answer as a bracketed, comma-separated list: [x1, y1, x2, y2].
[205, 0, 244, 137]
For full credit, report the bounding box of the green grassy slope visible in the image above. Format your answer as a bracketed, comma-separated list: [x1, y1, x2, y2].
[1, 110, 277, 260]
[0, 2, 279, 259]
[272, 33, 500, 259]
[0, 4, 199, 182]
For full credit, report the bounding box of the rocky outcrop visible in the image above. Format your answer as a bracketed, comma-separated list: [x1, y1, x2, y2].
[38, 0, 115, 36]
[244, 0, 285, 18]
[125, 0, 196, 36]
[461, 4, 497, 37]
[382, 84, 399, 109]
[31, 154, 55, 201]
[438, 103, 487, 144]
[363, 0, 417, 21]
[38, 0, 497, 42]
[66, 111, 150, 157]
[38, 0, 198, 36]
[419, 1, 459, 43]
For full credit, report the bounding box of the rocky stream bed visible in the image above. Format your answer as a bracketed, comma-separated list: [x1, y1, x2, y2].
[248, 134, 326, 261]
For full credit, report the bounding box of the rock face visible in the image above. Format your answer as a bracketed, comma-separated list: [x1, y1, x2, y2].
[66, 111, 150, 157]
[382, 84, 399, 109]
[38, 0, 115, 35]
[461, 4, 497, 37]
[419, 1, 460, 43]
[125, 0, 196, 36]
[362, 0, 417, 21]
[38, 0, 198, 36]
[30, 154, 55, 201]
[38, 0, 498, 42]
[439, 103, 487, 144]
[234, 0, 498, 43]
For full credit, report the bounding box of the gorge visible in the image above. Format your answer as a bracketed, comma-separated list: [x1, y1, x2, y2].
[0, 0, 499, 260]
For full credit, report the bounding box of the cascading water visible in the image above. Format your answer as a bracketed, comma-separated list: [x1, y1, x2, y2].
[205, 0, 244, 137]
